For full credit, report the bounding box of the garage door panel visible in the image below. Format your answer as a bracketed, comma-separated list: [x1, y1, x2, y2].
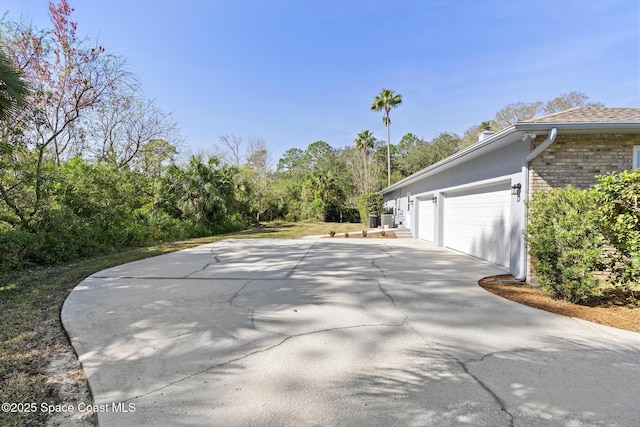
[418, 197, 434, 242]
[444, 188, 511, 267]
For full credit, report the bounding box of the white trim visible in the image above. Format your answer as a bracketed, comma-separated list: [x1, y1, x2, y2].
[437, 175, 513, 196]
[634, 146, 640, 169]
[382, 127, 522, 193]
[382, 121, 640, 194]
[409, 175, 514, 200]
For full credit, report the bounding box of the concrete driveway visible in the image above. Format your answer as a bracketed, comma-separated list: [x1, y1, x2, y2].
[62, 237, 640, 426]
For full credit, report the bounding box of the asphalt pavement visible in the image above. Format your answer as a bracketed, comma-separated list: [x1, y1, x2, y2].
[62, 237, 640, 426]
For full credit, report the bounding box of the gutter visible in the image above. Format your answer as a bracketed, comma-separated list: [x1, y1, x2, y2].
[515, 127, 557, 281]
[382, 126, 521, 193]
[382, 121, 640, 195]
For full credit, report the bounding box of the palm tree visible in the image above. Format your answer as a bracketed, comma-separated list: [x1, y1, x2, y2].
[0, 48, 28, 122]
[370, 89, 402, 187]
[354, 130, 375, 193]
[161, 155, 239, 225]
[480, 120, 494, 131]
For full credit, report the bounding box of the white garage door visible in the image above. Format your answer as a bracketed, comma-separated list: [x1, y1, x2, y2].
[417, 196, 435, 242]
[443, 183, 511, 267]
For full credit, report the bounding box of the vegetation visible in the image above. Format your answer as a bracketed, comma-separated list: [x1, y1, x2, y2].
[595, 169, 640, 296]
[358, 192, 384, 225]
[526, 186, 603, 302]
[0, 46, 28, 121]
[459, 91, 603, 148]
[527, 171, 640, 303]
[370, 88, 403, 187]
[0, 3, 624, 426]
[0, 2, 607, 278]
[0, 221, 361, 426]
[394, 132, 460, 180]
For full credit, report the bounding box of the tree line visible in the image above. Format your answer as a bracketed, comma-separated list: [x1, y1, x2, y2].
[0, 1, 602, 273]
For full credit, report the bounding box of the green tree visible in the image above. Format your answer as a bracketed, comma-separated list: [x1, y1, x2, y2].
[394, 133, 426, 178]
[353, 130, 376, 194]
[354, 130, 375, 157]
[370, 88, 402, 187]
[160, 155, 239, 226]
[275, 147, 308, 220]
[428, 132, 459, 163]
[394, 132, 459, 178]
[243, 136, 273, 221]
[480, 120, 494, 130]
[358, 192, 383, 225]
[0, 2, 129, 229]
[0, 47, 28, 122]
[277, 147, 306, 173]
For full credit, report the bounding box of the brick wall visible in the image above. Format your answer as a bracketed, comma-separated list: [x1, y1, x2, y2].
[529, 133, 639, 192]
[526, 133, 639, 283]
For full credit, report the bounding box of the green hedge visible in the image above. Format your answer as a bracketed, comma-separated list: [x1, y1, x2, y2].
[358, 193, 383, 225]
[526, 186, 603, 302]
[595, 169, 640, 293]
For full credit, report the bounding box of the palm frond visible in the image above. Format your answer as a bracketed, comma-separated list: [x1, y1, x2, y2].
[0, 47, 29, 122]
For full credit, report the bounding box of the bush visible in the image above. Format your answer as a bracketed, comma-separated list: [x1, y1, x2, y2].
[341, 208, 361, 223]
[0, 229, 42, 273]
[595, 169, 640, 295]
[358, 193, 383, 225]
[526, 186, 603, 302]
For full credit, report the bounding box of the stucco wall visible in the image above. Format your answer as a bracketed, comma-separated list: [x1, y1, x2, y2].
[529, 133, 639, 192]
[386, 139, 529, 200]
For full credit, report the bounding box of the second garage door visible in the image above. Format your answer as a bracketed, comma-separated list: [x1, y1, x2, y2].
[417, 196, 435, 242]
[443, 183, 511, 267]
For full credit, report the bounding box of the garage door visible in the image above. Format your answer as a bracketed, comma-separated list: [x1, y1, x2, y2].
[443, 183, 511, 267]
[417, 196, 435, 242]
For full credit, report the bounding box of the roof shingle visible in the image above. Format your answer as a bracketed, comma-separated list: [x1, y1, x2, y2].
[521, 107, 640, 124]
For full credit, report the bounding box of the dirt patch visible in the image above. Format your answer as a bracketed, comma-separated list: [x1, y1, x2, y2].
[45, 351, 95, 426]
[479, 275, 640, 333]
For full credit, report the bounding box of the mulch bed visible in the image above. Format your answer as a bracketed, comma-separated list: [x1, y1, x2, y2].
[324, 232, 397, 239]
[479, 275, 640, 333]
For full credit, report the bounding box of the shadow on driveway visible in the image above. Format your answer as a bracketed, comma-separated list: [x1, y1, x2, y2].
[62, 238, 640, 426]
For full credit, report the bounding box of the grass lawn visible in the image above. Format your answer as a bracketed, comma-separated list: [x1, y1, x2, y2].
[0, 221, 362, 426]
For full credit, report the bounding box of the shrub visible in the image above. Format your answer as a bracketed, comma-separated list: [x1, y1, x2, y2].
[362, 230, 367, 237]
[358, 193, 383, 225]
[341, 208, 361, 223]
[526, 186, 603, 302]
[595, 169, 640, 295]
[0, 229, 43, 273]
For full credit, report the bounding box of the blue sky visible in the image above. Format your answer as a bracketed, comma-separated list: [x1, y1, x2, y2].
[3, 0, 639, 161]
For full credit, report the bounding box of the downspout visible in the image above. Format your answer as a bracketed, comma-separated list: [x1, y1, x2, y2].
[515, 127, 557, 281]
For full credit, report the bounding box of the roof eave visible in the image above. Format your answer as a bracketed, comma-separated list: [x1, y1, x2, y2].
[514, 122, 640, 133]
[382, 121, 640, 194]
[382, 126, 520, 194]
